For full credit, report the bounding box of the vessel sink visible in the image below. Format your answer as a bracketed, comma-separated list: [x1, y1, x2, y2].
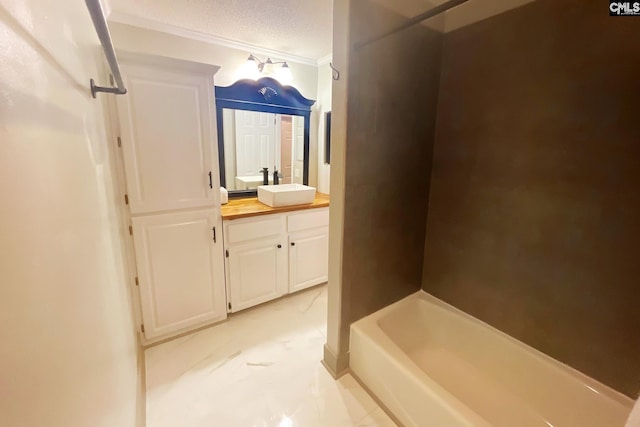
[257, 184, 316, 207]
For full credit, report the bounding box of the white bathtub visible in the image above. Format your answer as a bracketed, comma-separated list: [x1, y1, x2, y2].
[350, 291, 633, 427]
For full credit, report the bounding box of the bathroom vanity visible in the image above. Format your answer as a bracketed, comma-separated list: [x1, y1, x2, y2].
[221, 194, 329, 312]
[215, 75, 328, 313]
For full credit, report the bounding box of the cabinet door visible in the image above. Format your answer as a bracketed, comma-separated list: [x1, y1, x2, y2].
[116, 61, 218, 214]
[132, 210, 226, 340]
[227, 238, 287, 312]
[289, 227, 329, 293]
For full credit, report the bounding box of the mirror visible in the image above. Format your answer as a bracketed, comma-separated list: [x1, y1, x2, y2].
[220, 110, 305, 190]
[215, 77, 315, 198]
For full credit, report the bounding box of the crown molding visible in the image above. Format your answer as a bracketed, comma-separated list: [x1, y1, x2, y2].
[317, 54, 332, 66]
[107, 11, 324, 67]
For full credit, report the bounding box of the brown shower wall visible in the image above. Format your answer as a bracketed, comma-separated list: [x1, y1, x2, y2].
[339, 0, 443, 348]
[422, 0, 640, 396]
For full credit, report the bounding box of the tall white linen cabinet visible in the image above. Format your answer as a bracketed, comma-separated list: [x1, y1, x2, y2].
[114, 53, 226, 342]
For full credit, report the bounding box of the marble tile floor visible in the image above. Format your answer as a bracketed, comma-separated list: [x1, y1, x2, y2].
[145, 285, 397, 427]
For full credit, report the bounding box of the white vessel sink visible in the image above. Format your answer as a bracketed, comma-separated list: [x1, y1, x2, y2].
[257, 184, 316, 207]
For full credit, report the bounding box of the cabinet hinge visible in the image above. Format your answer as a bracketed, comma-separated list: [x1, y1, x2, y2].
[212, 226, 217, 243]
[117, 136, 121, 147]
[225, 249, 229, 258]
[128, 225, 133, 236]
[134, 276, 139, 286]
[228, 302, 232, 310]
[124, 194, 129, 205]
[140, 324, 145, 333]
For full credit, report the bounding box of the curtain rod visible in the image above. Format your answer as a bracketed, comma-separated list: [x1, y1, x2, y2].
[353, 0, 470, 50]
[85, 0, 127, 97]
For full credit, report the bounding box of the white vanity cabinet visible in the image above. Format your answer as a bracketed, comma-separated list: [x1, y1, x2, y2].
[287, 209, 330, 293]
[223, 207, 329, 312]
[288, 227, 329, 293]
[224, 215, 288, 312]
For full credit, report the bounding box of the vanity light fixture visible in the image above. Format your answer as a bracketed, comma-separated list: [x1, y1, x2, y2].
[243, 54, 293, 84]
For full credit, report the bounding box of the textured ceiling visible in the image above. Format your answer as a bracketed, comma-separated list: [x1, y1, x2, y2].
[107, 0, 333, 60]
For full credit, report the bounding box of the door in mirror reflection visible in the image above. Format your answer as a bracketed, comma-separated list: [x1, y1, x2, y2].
[222, 109, 304, 191]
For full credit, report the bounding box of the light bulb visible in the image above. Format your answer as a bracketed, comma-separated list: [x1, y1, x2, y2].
[239, 55, 260, 80]
[262, 58, 276, 76]
[277, 62, 293, 85]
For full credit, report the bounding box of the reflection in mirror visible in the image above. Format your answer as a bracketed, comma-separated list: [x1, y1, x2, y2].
[222, 109, 306, 191]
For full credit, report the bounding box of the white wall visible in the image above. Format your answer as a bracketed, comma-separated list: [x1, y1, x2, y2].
[108, 22, 322, 188]
[0, 1, 140, 426]
[316, 62, 333, 194]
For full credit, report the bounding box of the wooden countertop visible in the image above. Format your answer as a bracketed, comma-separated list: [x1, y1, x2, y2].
[221, 193, 330, 220]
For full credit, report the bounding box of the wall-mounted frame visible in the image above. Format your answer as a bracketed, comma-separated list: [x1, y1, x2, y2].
[215, 77, 316, 198]
[325, 111, 331, 164]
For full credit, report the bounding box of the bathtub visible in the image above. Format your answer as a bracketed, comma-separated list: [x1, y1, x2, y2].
[350, 291, 633, 427]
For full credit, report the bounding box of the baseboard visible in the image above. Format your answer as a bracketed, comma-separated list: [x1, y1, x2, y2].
[322, 344, 350, 378]
[136, 339, 146, 427]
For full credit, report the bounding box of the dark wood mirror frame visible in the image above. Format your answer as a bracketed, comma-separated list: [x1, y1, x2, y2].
[214, 77, 316, 199]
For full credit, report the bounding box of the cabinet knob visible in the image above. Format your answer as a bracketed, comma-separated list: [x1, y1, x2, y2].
[290, 242, 296, 246]
[277, 244, 282, 249]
